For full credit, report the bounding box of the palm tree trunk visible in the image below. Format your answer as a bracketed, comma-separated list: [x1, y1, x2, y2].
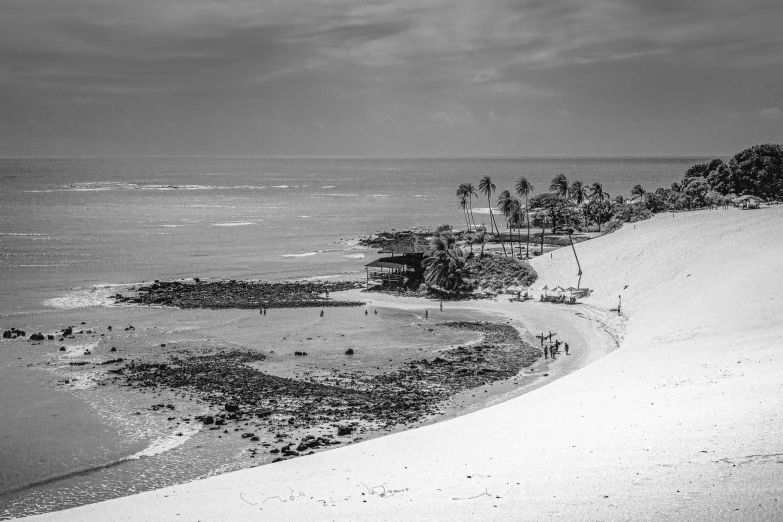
[525, 196, 530, 260]
[567, 230, 583, 289]
[486, 195, 495, 234]
[507, 219, 514, 258]
[517, 223, 522, 258]
[487, 195, 507, 256]
[468, 197, 477, 231]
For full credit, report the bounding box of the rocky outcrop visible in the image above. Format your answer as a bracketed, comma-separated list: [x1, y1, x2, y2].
[114, 280, 365, 309]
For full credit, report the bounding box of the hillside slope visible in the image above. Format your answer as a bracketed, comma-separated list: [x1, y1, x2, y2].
[28, 207, 783, 521]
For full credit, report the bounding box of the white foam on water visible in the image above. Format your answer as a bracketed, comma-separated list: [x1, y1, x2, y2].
[160, 224, 186, 228]
[282, 252, 318, 258]
[58, 342, 100, 359]
[67, 369, 103, 390]
[344, 253, 366, 259]
[126, 424, 201, 460]
[44, 286, 119, 309]
[0, 232, 46, 236]
[321, 185, 336, 188]
[212, 222, 253, 227]
[298, 215, 310, 218]
[270, 185, 290, 188]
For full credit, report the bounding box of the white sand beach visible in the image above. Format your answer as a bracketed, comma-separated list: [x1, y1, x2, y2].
[25, 206, 783, 521]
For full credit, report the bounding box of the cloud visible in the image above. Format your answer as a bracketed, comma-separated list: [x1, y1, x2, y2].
[760, 107, 781, 121]
[1, 0, 782, 156]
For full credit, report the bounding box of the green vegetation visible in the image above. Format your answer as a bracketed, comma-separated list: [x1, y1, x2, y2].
[464, 254, 538, 293]
[433, 143, 782, 293]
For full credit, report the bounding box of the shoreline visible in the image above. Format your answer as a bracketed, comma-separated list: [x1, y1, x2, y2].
[1, 284, 618, 519]
[21, 206, 783, 521]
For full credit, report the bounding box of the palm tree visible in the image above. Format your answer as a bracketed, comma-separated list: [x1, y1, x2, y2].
[515, 176, 534, 259]
[589, 182, 609, 231]
[550, 173, 569, 198]
[631, 184, 647, 203]
[497, 190, 517, 257]
[510, 198, 524, 258]
[570, 180, 588, 230]
[422, 233, 471, 293]
[548, 173, 569, 231]
[456, 185, 471, 231]
[458, 193, 471, 231]
[478, 175, 506, 256]
[465, 182, 479, 231]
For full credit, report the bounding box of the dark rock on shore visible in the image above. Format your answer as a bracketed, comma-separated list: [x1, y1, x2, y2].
[3, 328, 26, 339]
[105, 321, 541, 447]
[114, 280, 366, 309]
[358, 230, 433, 249]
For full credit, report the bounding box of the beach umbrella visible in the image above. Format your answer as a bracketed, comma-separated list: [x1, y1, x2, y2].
[541, 285, 550, 291]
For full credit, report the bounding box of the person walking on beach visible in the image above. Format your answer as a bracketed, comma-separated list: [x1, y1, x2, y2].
[425, 310, 429, 319]
[544, 345, 549, 359]
[440, 300, 443, 311]
[320, 309, 324, 317]
[565, 342, 569, 355]
[365, 309, 368, 315]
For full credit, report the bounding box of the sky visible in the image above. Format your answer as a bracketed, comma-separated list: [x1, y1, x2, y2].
[1, 0, 781, 158]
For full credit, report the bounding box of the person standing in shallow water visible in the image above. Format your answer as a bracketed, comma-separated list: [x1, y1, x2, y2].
[425, 310, 428, 319]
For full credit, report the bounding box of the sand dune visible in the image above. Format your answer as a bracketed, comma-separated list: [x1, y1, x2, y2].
[26, 207, 783, 521]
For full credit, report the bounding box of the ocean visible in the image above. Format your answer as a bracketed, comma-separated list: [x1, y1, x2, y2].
[0, 156, 709, 517]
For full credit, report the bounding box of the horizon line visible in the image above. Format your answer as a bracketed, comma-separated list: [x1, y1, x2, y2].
[0, 153, 730, 161]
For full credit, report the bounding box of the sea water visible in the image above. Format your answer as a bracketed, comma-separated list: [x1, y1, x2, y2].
[0, 156, 709, 517]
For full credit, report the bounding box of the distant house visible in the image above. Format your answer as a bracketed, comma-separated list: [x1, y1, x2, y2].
[733, 195, 762, 209]
[365, 235, 429, 287]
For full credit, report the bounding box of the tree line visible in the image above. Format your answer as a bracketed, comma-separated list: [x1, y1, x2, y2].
[454, 143, 782, 259]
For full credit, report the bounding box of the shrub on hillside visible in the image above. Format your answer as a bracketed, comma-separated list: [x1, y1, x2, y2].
[611, 203, 652, 223]
[465, 254, 538, 292]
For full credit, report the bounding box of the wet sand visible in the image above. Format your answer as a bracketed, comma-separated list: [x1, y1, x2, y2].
[0, 285, 618, 519]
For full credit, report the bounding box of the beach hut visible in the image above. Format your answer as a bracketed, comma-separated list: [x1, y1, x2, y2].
[376, 235, 429, 280]
[733, 195, 762, 209]
[365, 258, 410, 287]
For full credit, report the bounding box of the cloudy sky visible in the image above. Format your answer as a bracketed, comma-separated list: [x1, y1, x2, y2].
[1, 0, 781, 157]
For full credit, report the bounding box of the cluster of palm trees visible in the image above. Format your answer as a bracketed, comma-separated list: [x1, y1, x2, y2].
[456, 173, 614, 259]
